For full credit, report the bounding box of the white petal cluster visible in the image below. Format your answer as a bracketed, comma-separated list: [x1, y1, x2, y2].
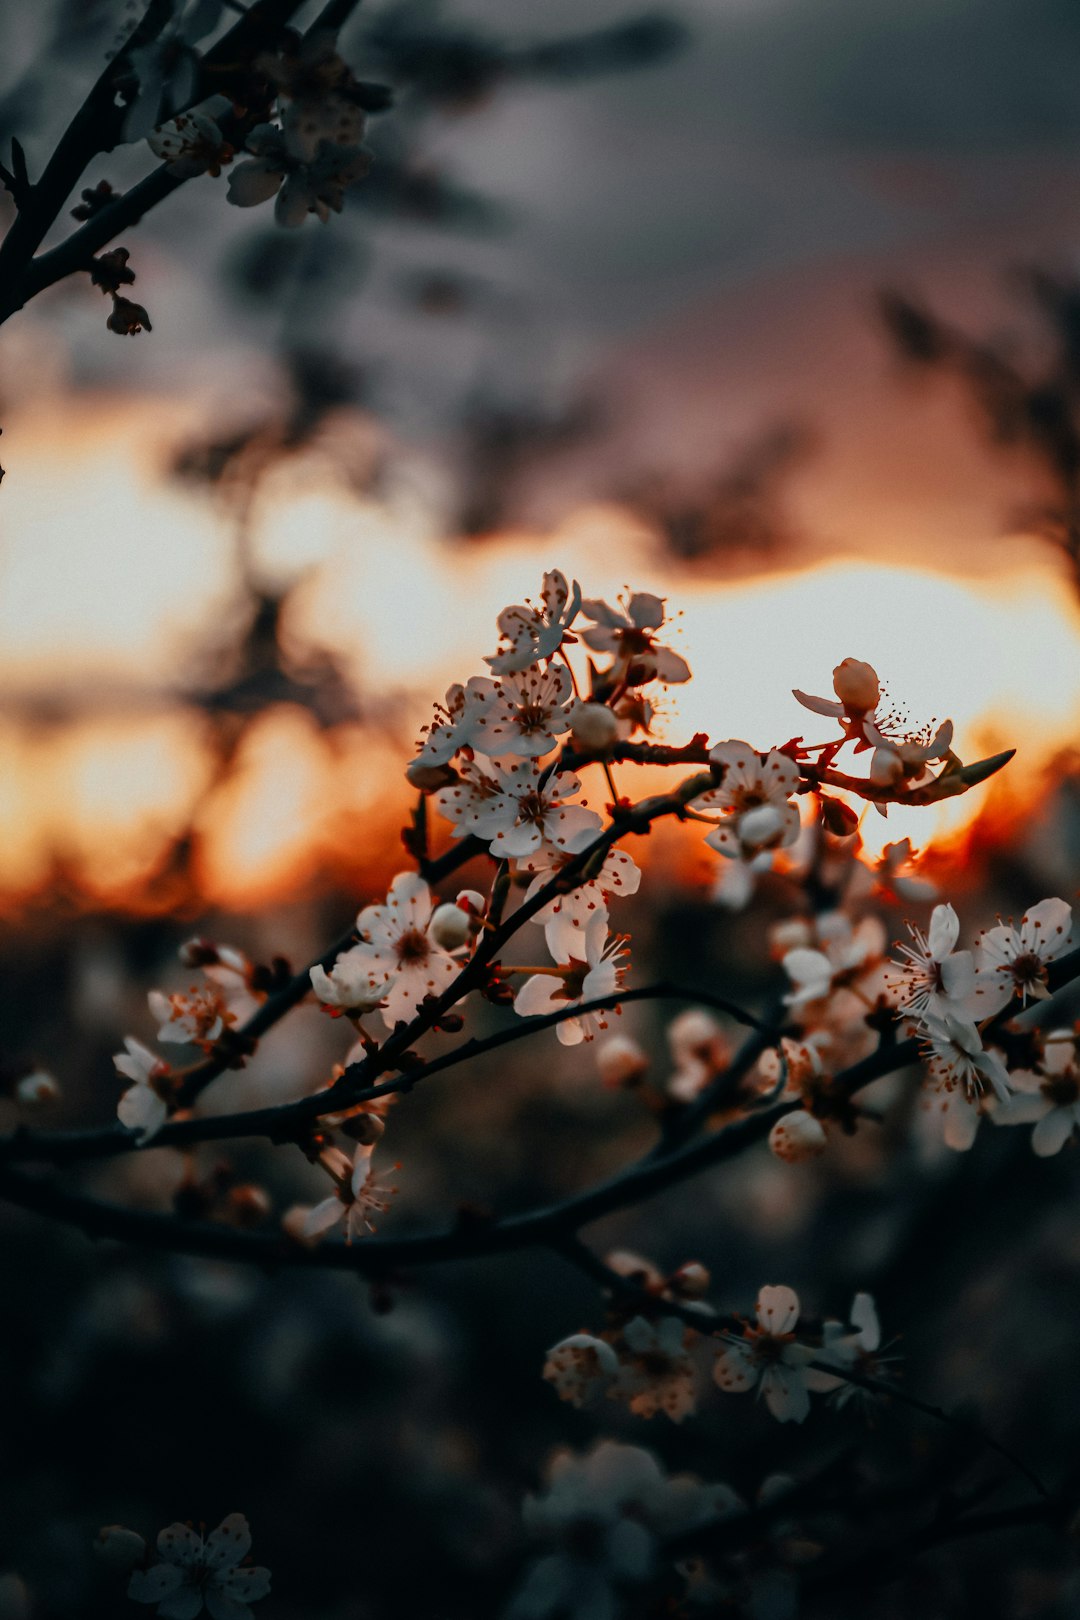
[127, 1513, 270, 1619]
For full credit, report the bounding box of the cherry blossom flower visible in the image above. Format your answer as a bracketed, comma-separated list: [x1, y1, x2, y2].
[595, 1034, 649, 1087]
[127, 1513, 270, 1619]
[147, 973, 253, 1047]
[694, 742, 801, 860]
[713, 1286, 819, 1423]
[518, 840, 640, 958]
[107, 296, 152, 335]
[114, 1038, 173, 1142]
[227, 124, 370, 227]
[887, 902, 975, 1019]
[309, 948, 392, 1013]
[783, 912, 887, 1010]
[970, 898, 1073, 1015]
[874, 838, 938, 904]
[543, 1333, 619, 1407]
[410, 676, 497, 775]
[666, 1008, 732, 1101]
[994, 1033, 1080, 1156]
[509, 1441, 727, 1620]
[611, 1315, 697, 1422]
[864, 715, 954, 788]
[921, 1012, 1012, 1119]
[486, 570, 581, 674]
[15, 1070, 60, 1111]
[300, 1144, 398, 1243]
[794, 658, 880, 720]
[259, 32, 369, 161]
[514, 915, 627, 1044]
[579, 592, 690, 684]
[439, 761, 602, 858]
[148, 99, 232, 177]
[812, 1293, 892, 1409]
[467, 663, 576, 758]
[349, 872, 461, 1024]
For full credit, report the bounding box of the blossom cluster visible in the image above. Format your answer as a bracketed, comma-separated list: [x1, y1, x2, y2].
[545, 1277, 887, 1428]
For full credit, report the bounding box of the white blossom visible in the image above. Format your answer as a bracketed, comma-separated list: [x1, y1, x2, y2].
[518, 840, 640, 959]
[148, 98, 231, 177]
[543, 1333, 619, 1407]
[301, 1144, 397, 1243]
[467, 662, 576, 758]
[887, 902, 975, 1019]
[713, 1285, 819, 1423]
[970, 898, 1073, 1015]
[611, 1315, 697, 1422]
[695, 741, 801, 860]
[579, 592, 690, 684]
[486, 571, 581, 674]
[309, 948, 392, 1013]
[127, 1513, 270, 1619]
[438, 761, 602, 858]
[348, 872, 461, 1024]
[114, 1038, 172, 1142]
[994, 1034, 1080, 1156]
[514, 915, 627, 1044]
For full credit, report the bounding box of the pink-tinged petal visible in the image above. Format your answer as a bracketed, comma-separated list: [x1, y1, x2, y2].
[129, 1565, 185, 1603]
[600, 848, 641, 896]
[929, 719, 954, 757]
[514, 975, 564, 1019]
[760, 1364, 810, 1423]
[942, 1094, 979, 1152]
[927, 903, 960, 962]
[1020, 897, 1073, 960]
[1032, 1107, 1076, 1157]
[792, 690, 845, 718]
[756, 1285, 800, 1335]
[870, 745, 902, 786]
[708, 739, 758, 774]
[713, 1345, 757, 1392]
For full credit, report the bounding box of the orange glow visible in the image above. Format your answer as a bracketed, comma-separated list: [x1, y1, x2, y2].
[1, 395, 1079, 916]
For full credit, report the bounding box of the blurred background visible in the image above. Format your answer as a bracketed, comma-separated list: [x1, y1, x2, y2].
[2, 0, 1080, 1615]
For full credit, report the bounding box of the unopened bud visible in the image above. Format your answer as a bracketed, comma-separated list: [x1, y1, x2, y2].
[94, 1526, 146, 1570]
[819, 795, 860, 837]
[15, 1070, 60, 1111]
[671, 1261, 710, 1298]
[595, 1035, 649, 1087]
[226, 1184, 271, 1228]
[769, 1109, 827, 1163]
[406, 758, 457, 792]
[605, 1249, 663, 1288]
[832, 658, 880, 713]
[668, 1009, 723, 1061]
[430, 902, 473, 950]
[569, 702, 620, 752]
[738, 803, 785, 853]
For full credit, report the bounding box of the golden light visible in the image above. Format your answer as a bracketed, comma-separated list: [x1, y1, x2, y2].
[1, 394, 1079, 914]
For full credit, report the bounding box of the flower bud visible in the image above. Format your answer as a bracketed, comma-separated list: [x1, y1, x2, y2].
[831, 658, 879, 713]
[226, 1184, 272, 1228]
[569, 702, 620, 752]
[94, 1526, 147, 1570]
[456, 889, 486, 916]
[604, 1249, 663, 1287]
[819, 795, 860, 837]
[15, 1070, 60, 1111]
[769, 1109, 827, 1163]
[738, 803, 784, 853]
[430, 902, 473, 950]
[668, 1009, 723, 1061]
[671, 1261, 711, 1297]
[106, 296, 152, 335]
[595, 1035, 649, 1087]
[405, 758, 457, 792]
